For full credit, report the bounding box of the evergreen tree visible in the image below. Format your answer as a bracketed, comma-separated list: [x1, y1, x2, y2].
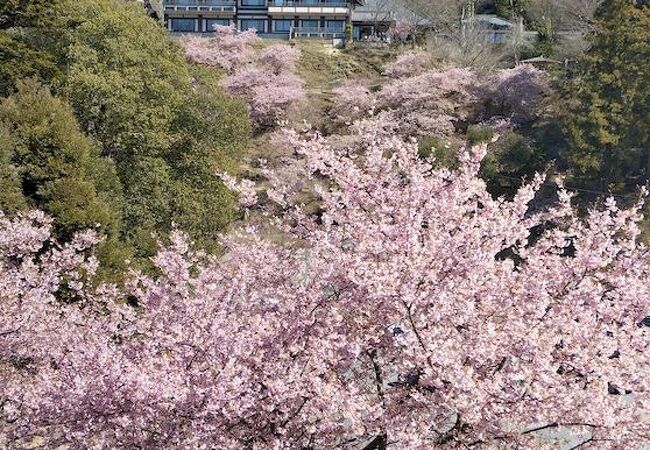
[0, 0, 71, 96]
[0, 0, 58, 29]
[63, 0, 189, 161]
[0, 79, 130, 281]
[562, 0, 650, 194]
[494, 0, 530, 19]
[0, 79, 124, 241]
[0, 0, 251, 259]
[61, 0, 250, 256]
[0, 126, 27, 214]
[164, 66, 249, 252]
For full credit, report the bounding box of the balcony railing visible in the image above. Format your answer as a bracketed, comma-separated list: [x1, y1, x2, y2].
[270, 0, 348, 5]
[289, 26, 346, 39]
[164, 0, 236, 13]
[269, 1, 349, 15]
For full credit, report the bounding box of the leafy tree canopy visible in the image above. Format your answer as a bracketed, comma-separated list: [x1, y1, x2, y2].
[0, 0, 65, 29]
[0, 0, 251, 259]
[562, 0, 650, 193]
[0, 79, 123, 241]
[62, 0, 250, 256]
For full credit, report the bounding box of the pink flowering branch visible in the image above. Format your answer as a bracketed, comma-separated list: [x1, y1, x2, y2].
[183, 25, 259, 73]
[2, 121, 649, 448]
[184, 29, 305, 130]
[383, 51, 432, 79]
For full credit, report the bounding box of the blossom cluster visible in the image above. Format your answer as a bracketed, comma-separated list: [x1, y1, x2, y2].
[183, 25, 259, 73]
[391, 20, 415, 42]
[183, 26, 306, 130]
[383, 51, 433, 79]
[331, 63, 548, 139]
[486, 64, 550, 123]
[2, 119, 649, 449]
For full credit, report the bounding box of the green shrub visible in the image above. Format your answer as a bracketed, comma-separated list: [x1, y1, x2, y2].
[467, 126, 495, 146]
[479, 131, 547, 197]
[418, 136, 459, 169]
[0, 79, 124, 241]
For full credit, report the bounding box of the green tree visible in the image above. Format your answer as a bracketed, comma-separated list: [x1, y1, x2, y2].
[0, 79, 124, 240]
[0, 33, 62, 96]
[71, 1, 248, 255]
[164, 66, 249, 251]
[63, 0, 189, 161]
[0, 0, 251, 259]
[0, 126, 27, 214]
[479, 130, 549, 197]
[0, 0, 72, 96]
[494, 0, 530, 19]
[60, 1, 250, 255]
[0, 0, 60, 29]
[0, 79, 130, 282]
[562, 0, 650, 194]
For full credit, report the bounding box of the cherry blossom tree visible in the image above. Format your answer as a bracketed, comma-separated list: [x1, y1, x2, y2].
[257, 44, 302, 74]
[330, 82, 377, 125]
[375, 67, 481, 136]
[486, 64, 549, 124]
[333, 62, 548, 138]
[382, 51, 433, 79]
[183, 25, 259, 73]
[184, 27, 305, 130]
[391, 20, 415, 42]
[331, 68, 476, 137]
[221, 64, 305, 130]
[2, 119, 649, 448]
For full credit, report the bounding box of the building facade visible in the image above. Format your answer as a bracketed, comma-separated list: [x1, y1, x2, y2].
[163, 0, 364, 38]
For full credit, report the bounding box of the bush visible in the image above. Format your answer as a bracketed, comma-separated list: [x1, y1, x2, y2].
[467, 125, 494, 146]
[0, 79, 123, 241]
[480, 131, 547, 197]
[417, 135, 459, 169]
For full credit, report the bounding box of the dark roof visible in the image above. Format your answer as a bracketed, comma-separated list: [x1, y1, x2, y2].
[462, 14, 514, 27]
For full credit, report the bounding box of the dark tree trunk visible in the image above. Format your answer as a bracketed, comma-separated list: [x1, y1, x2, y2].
[362, 434, 388, 450]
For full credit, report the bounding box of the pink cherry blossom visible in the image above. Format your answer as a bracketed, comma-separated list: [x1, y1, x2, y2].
[330, 82, 377, 125]
[332, 63, 547, 138]
[487, 64, 549, 123]
[375, 67, 481, 136]
[258, 44, 302, 74]
[392, 20, 414, 42]
[2, 119, 649, 448]
[383, 51, 432, 79]
[183, 25, 259, 73]
[221, 64, 305, 130]
[184, 27, 306, 130]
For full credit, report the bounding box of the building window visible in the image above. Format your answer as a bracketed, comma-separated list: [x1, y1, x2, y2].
[240, 19, 266, 32]
[325, 20, 345, 31]
[206, 18, 231, 31]
[170, 18, 195, 32]
[273, 19, 293, 32]
[241, 0, 265, 6]
[300, 20, 319, 29]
